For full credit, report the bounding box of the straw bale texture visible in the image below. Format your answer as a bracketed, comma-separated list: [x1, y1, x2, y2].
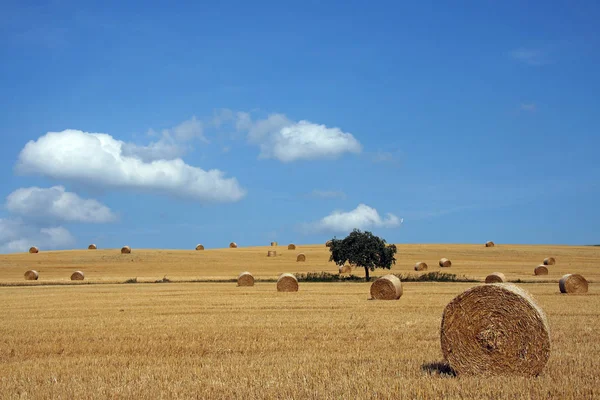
[267, 250, 277, 257]
[28, 246, 39, 254]
[277, 273, 298, 292]
[339, 264, 352, 274]
[270, 242, 278, 246]
[559, 274, 588, 294]
[485, 241, 495, 247]
[237, 272, 254, 287]
[485, 272, 506, 284]
[121, 246, 131, 254]
[70, 271, 85, 281]
[439, 258, 452, 268]
[414, 262, 428, 271]
[195, 244, 204, 250]
[370, 274, 403, 300]
[325, 240, 332, 247]
[296, 253, 306, 262]
[24, 270, 39, 280]
[88, 244, 97, 250]
[229, 242, 237, 248]
[287, 244, 296, 250]
[534, 265, 548, 276]
[543, 257, 556, 266]
[440, 283, 551, 376]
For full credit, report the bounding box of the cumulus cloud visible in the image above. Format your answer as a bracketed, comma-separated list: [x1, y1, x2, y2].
[241, 113, 362, 162]
[15, 129, 246, 203]
[0, 218, 74, 253]
[307, 204, 402, 233]
[5, 186, 116, 223]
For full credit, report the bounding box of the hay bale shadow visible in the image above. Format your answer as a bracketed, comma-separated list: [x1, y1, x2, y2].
[421, 361, 456, 377]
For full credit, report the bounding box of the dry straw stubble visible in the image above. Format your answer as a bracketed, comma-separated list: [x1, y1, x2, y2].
[559, 274, 588, 294]
[237, 272, 254, 287]
[277, 273, 298, 292]
[71, 271, 85, 281]
[439, 258, 452, 268]
[370, 274, 403, 300]
[440, 283, 551, 376]
[414, 262, 428, 271]
[485, 272, 506, 284]
[24, 270, 39, 280]
[121, 246, 131, 254]
[534, 265, 548, 275]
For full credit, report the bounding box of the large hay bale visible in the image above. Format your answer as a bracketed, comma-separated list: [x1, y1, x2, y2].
[440, 283, 551, 376]
[485, 272, 506, 284]
[270, 241, 278, 246]
[534, 265, 548, 276]
[559, 274, 588, 294]
[414, 262, 428, 271]
[339, 264, 352, 274]
[267, 250, 277, 257]
[439, 258, 452, 268]
[370, 274, 403, 300]
[325, 240, 332, 247]
[543, 257, 556, 266]
[237, 272, 254, 287]
[229, 242, 237, 248]
[288, 243, 296, 250]
[88, 244, 97, 250]
[485, 241, 495, 247]
[195, 244, 205, 250]
[277, 273, 298, 292]
[71, 271, 85, 281]
[24, 270, 39, 280]
[296, 253, 306, 262]
[29, 246, 39, 254]
[121, 246, 131, 254]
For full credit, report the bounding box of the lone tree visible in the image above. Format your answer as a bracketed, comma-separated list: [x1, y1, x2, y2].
[328, 229, 397, 281]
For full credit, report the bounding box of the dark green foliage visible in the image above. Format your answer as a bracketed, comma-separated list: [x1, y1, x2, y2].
[123, 277, 138, 284]
[328, 229, 397, 281]
[394, 272, 477, 282]
[293, 272, 365, 282]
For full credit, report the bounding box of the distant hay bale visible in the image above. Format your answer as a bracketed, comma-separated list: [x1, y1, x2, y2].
[237, 272, 254, 287]
[534, 265, 548, 276]
[370, 274, 403, 300]
[485, 241, 495, 247]
[88, 244, 97, 250]
[440, 283, 551, 376]
[29, 246, 39, 254]
[339, 264, 352, 274]
[70, 271, 85, 281]
[271, 242, 278, 246]
[229, 242, 237, 248]
[296, 253, 306, 262]
[24, 270, 39, 280]
[543, 257, 556, 266]
[439, 258, 452, 268]
[325, 240, 332, 247]
[267, 250, 277, 257]
[288, 244, 296, 250]
[485, 272, 506, 284]
[277, 273, 298, 292]
[195, 244, 205, 250]
[559, 274, 588, 294]
[414, 262, 428, 271]
[121, 246, 131, 254]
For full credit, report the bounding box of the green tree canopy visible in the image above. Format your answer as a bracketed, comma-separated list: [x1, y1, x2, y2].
[328, 229, 397, 281]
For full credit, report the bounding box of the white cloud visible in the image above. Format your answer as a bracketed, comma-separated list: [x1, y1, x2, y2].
[0, 218, 75, 254]
[242, 113, 362, 162]
[5, 186, 116, 223]
[307, 204, 402, 233]
[16, 129, 246, 203]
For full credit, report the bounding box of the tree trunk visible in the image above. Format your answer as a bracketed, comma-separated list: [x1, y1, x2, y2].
[364, 267, 370, 281]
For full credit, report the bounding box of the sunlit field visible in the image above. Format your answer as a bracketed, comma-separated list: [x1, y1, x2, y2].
[0, 244, 598, 399]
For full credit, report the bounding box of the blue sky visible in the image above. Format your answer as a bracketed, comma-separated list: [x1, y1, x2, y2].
[0, 0, 599, 252]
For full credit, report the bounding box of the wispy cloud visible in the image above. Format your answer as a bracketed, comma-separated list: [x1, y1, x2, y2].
[510, 48, 550, 66]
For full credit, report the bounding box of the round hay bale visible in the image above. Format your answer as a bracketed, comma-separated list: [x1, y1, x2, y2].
[339, 264, 352, 274]
[29, 246, 39, 254]
[229, 242, 237, 248]
[277, 273, 298, 292]
[543, 257, 555, 266]
[414, 262, 428, 271]
[439, 258, 452, 268]
[270, 241, 278, 246]
[325, 240, 332, 247]
[288, 243, 296, 250]
[370, 274, 403, 300]
[70, 271, 85, 281]
[559, 274, 588, 294]
[440, 283, 551, 376]
[485, 272, 506, 284]
[485, 241, 495, 247]
[534, 265, 548, 276]
[237, 272, 254, 287]
[121, 246, 131, 254]
[195, 244, 205, 250]
[24, 270, 39, 280]
[88, 244, 97, 250]
[267, 250, 277, 257]
[296, 253, 306, 262]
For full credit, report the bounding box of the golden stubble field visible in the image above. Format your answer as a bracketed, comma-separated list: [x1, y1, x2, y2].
[0, 244, 599, 399]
